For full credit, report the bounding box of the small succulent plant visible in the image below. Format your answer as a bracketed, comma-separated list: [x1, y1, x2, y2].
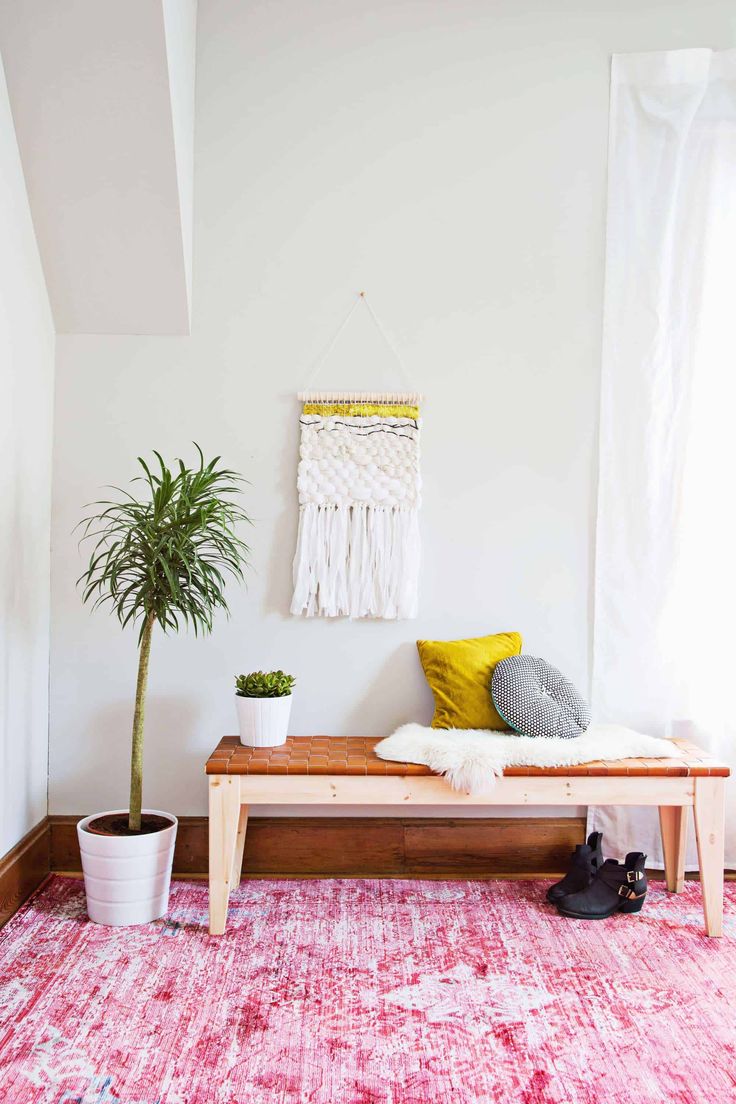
[235, 670, 296, 698]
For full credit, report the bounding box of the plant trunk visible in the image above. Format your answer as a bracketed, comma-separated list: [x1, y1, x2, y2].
[129, 612, 155, 831]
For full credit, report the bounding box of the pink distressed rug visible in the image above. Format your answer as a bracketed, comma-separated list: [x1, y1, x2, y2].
[1, 876, 735, 1104]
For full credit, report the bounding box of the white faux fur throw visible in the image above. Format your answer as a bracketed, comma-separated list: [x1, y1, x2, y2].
[375, 723, 682, 795]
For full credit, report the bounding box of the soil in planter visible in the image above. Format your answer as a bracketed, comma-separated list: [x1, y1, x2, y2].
[85, 813, 172, 837]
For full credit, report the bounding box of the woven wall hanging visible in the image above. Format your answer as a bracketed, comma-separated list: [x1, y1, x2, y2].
[291, 294, 422, 619]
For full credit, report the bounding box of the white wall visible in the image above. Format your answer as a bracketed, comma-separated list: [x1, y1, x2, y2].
[49, 0, 736, 818]
[0, 0, 193, 335]
[163, 0, 198, 317]
[0, 53, 55, 854]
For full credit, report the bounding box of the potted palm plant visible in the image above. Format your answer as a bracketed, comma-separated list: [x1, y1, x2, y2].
[76, 446, 250, 926]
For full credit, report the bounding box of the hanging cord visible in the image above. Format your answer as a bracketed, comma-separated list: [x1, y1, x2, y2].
[360, 292, 416, 393]
[298, 292, 421, 403]
[299, 296, 363, 395]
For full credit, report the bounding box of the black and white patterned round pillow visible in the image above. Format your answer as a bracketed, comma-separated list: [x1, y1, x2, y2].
[491, 655, 591, 739]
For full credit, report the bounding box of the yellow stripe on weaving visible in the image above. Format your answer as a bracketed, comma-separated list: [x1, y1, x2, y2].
[302, 403, 419, 418]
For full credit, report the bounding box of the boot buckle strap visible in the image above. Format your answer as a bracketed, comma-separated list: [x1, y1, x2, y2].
[618, 884, 646, 900]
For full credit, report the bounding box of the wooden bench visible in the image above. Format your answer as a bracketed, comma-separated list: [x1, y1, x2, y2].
[205, 735, 729, 937]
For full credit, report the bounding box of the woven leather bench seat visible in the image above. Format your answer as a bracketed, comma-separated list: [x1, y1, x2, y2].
[205, 734, 729, 779]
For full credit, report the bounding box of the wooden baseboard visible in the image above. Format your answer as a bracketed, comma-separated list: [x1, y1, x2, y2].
[49, 814, 586, 877]
[0, 819, 51, 927]
[4, 815, 734, 926]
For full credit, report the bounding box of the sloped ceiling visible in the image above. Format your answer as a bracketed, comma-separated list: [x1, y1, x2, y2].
[0, 0, 196, 335]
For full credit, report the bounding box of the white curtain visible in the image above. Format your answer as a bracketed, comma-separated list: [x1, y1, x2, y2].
[590, 49, 736, 869]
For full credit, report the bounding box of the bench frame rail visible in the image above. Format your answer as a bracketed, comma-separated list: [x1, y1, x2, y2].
[208, 773, 726, 937]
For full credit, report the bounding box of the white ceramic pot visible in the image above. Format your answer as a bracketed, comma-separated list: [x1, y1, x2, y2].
[236, 693, 292, 747]
[77, 809, 177, 926]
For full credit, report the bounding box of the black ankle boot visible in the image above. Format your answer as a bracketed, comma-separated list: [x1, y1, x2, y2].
[556, 852, 647, 920]
[546, 831, 604, 904]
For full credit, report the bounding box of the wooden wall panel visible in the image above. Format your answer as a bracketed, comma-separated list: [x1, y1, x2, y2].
[49, 815, 585, 877]
[0, 820, 50, 927]
[403, 818, 583, 875]
[244, 818, 407, 876]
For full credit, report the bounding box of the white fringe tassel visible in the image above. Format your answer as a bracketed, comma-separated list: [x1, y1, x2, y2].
[291, 504, 420, 619]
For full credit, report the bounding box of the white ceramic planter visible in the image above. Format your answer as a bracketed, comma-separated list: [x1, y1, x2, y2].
[236, 693, 292, 747]
[77, 809, 177, 926]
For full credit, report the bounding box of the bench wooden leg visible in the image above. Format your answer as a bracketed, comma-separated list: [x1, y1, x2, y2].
[693, 777, 726, 938]
[209, 777, 240, 935]
[231, 805, 248, 892]
[659, 805, 687, 893]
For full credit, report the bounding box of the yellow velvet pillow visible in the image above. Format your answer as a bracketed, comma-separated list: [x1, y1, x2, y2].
[417, 631, 523, 730]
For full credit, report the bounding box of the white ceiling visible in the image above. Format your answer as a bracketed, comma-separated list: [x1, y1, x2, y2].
[0, 0, 196, 335]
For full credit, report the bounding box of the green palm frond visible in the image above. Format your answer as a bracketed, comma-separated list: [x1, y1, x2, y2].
[78, 445, 251, 641]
